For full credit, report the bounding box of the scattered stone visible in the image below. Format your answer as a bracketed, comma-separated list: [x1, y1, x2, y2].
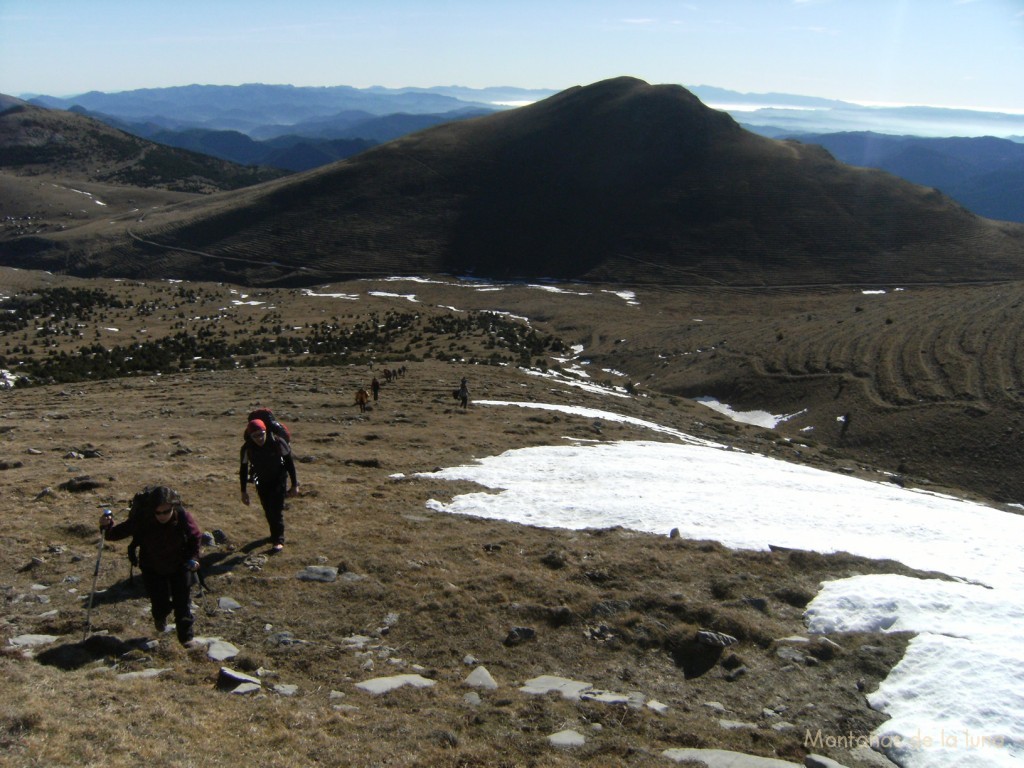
[548, 729, 585, 748]
[296, 565, 338, 582]
[696, 630, 738, 648]
[503, 626, 536, 646]
[464, 666, 498, 690]
[9, 634, 58, 648]
[776, 646, 806, 664]
[216, 667, 261, 691]
[267, 631, 306, 647]
[206, 639, 240, 661]
[34, 487, 56, 500]
[355, 674, 436, 695]
[273, 683, 299, 696]
[669, 527, 680, 538]
[850, 745, 900, 767]
[463, 692, 482, 707]
[520, 675, 592, 700]
[462, 654, 479, 666]
[341, 634, 373, 650]
[27, 448, 42, 455]
[805, 755, 853, 768]
[218, 596, 243, 612]
[212, 529, 230, 544]
[0, 459, 24, 470]
[704, 701, 728, 712]
[663, 747, 799, 766]
[772, 722, 796, 732]
[647, 700, 670, 715]
[231, 682, 262, 695]
[243, 554, 267, 571]
[720, 719, 759, 731]
[586, 624, 616, 642]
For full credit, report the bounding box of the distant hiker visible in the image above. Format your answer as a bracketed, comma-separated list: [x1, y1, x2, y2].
[371, 377, 380, 402]
[240, 418, 299, 552]
[100, 485, 201, 645]
[457, 377, 469, 409]
[355, 387, 370, 412]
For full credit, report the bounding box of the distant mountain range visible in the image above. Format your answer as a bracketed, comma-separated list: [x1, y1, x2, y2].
[0, 96, 286, 192]
[26, 82, 1024, 140]
[17, 82, 1024, 222]
[5, 77, 1022, 288]
[780, 132, 1024, 224]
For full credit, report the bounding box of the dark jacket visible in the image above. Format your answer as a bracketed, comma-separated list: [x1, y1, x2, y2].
[106, 508, 202, 577]
[239, 434, 297, 493]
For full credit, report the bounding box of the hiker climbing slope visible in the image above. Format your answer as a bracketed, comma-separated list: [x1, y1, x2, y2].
[100, 485, 201, 645]
[240, 418, 298, 552]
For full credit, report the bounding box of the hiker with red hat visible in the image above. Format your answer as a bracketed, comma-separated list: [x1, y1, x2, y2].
[240, 417, 298, 552]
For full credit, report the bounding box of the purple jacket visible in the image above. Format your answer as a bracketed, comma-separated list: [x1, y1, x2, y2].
[107, 507, 202, 576]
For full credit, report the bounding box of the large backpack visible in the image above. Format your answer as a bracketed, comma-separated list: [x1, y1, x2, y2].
[126, 486, 194, 572]
[245, 408, 291, 443]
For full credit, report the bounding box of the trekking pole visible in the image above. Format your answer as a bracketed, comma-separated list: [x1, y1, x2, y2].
[190, 566, 214, 615]
[83, 509, 112, 641]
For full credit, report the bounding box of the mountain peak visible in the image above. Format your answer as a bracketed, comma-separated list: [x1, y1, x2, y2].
[4, 78, 1023, 287]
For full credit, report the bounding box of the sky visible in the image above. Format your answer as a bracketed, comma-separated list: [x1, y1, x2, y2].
[417, 401, 1024, 768]
[0, 0, 1022, 113]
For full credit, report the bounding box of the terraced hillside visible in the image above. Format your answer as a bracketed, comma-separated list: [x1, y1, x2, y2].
[4, 268, 1024, 504]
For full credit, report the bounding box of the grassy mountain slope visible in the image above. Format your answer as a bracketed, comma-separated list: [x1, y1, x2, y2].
[0, 100, 287, 192]
[1, 268, 965, 768]
[6, 78, 1022, 287]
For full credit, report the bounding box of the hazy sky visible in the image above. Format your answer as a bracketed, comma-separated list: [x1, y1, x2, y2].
[1, 0, 1021, 112]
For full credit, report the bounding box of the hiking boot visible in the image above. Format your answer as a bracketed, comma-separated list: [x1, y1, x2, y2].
[153, 616, 167, 633]
[271, 543, 284, 553]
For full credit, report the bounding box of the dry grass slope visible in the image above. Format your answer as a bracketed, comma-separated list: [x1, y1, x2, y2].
[1, 270, 973, 768]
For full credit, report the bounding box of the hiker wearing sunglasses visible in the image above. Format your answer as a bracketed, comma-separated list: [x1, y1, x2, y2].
[100, 485, 202, 645]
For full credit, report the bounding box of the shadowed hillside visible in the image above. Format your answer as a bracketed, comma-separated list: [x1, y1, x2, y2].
[4, 78, 1023, 287]
[0, 99, 287, 192]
